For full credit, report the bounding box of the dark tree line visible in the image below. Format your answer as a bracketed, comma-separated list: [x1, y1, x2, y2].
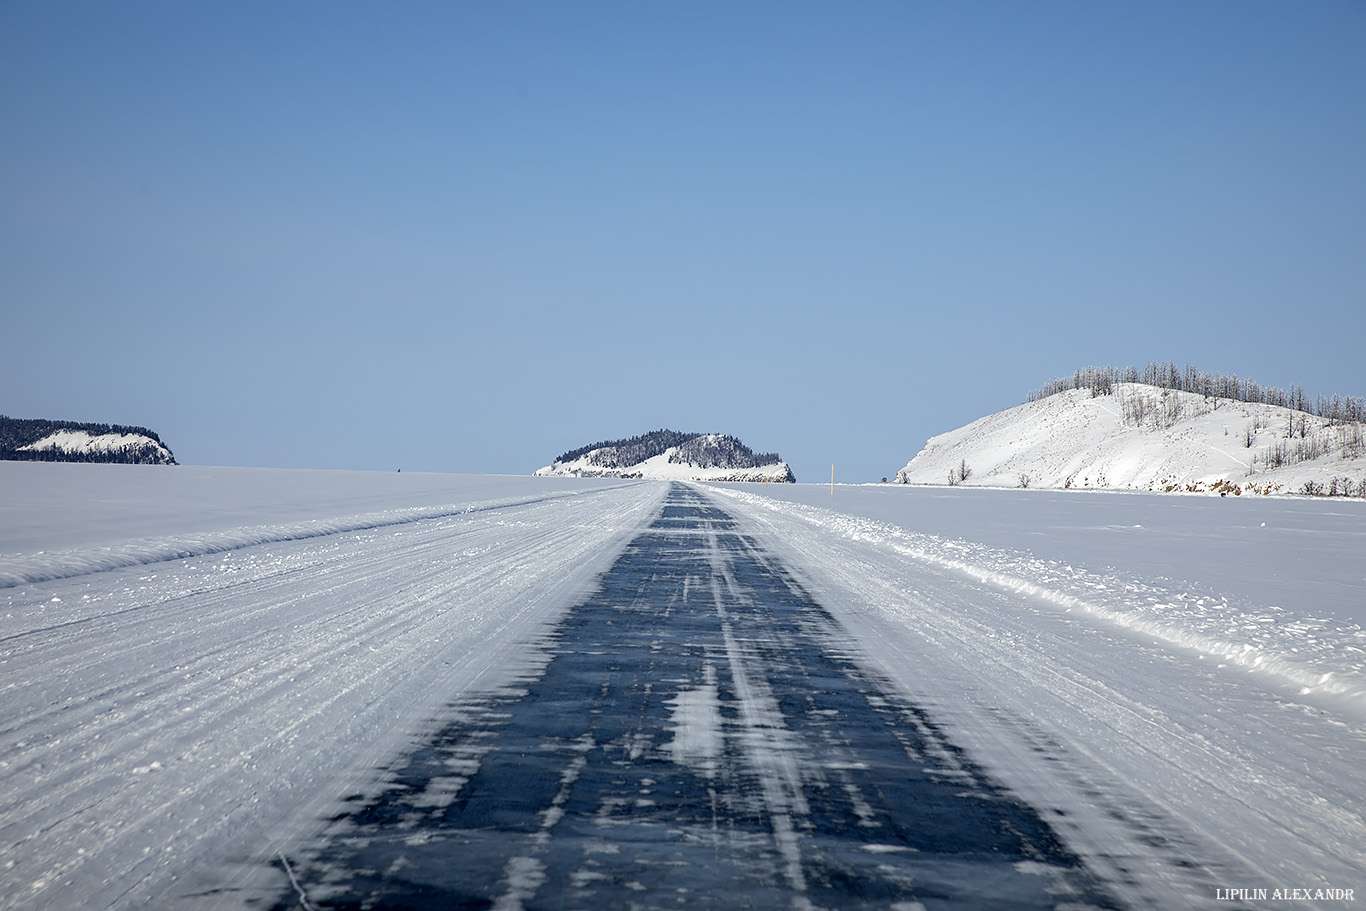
[0, 415, 177, 465]
[668, 434, 782, 470]
[1027, 363, 1366, 424]
[556, 429, 701, 468]
[5, 446, 173, 465]
[554, 428, 783, 470]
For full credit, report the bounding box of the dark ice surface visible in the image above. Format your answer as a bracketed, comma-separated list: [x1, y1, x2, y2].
[267, 485, 1117, 910]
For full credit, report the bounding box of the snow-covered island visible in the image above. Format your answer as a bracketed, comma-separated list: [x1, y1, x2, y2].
[0, 415, 176, 465]
[895, 366, 1366, 496]
[536, 429, 795, 482]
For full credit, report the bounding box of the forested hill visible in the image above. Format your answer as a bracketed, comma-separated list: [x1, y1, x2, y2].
[1, 415, 177, 465]
[537, 429, 794, 482]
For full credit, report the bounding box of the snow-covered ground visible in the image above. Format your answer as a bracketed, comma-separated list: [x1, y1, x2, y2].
[2, 464, 1363, 909]
[1, 464, 663, 910]
[705, 481, 1366, 683]
[896, 384, 1366, 496]
[705, 481, 1366, 907]
[0, 463, 641, 585]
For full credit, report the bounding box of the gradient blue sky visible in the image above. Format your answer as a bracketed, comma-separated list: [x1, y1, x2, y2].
[4, 2, 1363, 482]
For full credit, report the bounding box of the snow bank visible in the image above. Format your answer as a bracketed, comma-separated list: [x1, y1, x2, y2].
[0, 497, 573, 588]
[0, 463, 640, 589]
[705, 484, 1366, 712]
[0, 462, 631, 556]
[704, 483, 1366, 907]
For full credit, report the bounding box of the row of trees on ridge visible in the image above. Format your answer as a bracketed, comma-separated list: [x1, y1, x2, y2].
[0, 415, 176, 465]
[1028, 363, 1365, 424]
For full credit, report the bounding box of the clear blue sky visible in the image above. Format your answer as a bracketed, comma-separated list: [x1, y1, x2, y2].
[3, 1, 1363, 482]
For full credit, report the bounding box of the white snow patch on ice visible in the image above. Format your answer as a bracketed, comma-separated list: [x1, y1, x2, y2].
[663, 664, 723, 777]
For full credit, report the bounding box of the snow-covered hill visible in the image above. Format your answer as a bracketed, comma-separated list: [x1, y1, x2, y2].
[17, 429, 175, 464]
[895, 383, 1366, 496]
[1, 415, 176, 465]
[536, 430, 795, 482]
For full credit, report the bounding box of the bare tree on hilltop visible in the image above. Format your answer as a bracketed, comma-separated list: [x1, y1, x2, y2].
[1027, 363, 1364, 424]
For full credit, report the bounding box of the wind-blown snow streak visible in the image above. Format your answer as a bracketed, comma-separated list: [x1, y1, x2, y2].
[706, 531, 813, 907]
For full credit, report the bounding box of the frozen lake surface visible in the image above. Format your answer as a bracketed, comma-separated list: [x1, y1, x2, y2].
[1, 464, 1362, 909]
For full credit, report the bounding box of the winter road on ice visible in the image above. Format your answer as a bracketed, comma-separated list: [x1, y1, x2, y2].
[267, 486, 1114, 910]
[2, 465, 1363, 910]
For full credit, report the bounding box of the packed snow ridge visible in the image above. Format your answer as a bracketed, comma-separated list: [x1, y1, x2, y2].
[1, 415, 175, 465]
[895, 383, 1366, 495]
[536, 429, 795, 482]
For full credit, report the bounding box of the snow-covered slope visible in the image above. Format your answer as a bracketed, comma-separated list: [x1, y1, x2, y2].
[2, 416, 176, 465]
[536, 431, 795, 482]
[17, 429, 175, 464]
[896, 384, 1366, 495]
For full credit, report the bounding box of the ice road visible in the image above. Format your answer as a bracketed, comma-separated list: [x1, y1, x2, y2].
[1, 465, 1363, 910]
[262, 485, 1115, 910]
